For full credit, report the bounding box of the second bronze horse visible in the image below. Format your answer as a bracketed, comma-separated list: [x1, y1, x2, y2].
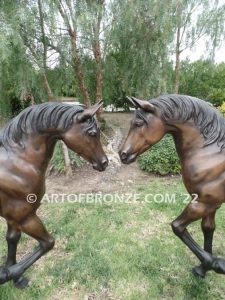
[120, 94, 225, 278]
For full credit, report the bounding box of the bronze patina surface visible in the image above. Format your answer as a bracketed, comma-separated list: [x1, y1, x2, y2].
[119, 94, 225, 278]
[0, 101, 108, 288]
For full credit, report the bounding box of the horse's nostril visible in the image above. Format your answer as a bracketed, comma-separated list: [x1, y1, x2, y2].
[102, 158, 108, 169]
[120, 151, 127, 160]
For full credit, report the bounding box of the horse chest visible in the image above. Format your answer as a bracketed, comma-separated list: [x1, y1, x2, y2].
[182, 150, 225, 199]
[0, 157, 43, 197]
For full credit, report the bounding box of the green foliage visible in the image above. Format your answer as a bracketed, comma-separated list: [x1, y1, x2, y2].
[218, 102, 225, 116]
[138, 135, 181, 175]
[208, 88, 225, 105]
[0, 33, 46, 118]
[70, 148, 84, 169]
[0, 0, 225, 113]
[48, 66, 78, 99]
[50, 142, 65, 174]
[105, 0, 175, 101]
[50, 142, 84, 174]
[179, 60, 225, 106]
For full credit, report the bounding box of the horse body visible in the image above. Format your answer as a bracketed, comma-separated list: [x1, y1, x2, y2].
[0, 101, 108, 288]
[171, 121, 225, 203]
[120, 94, 225, 277]
[0, 138, 51, 224]
[181, 146, 225, 202]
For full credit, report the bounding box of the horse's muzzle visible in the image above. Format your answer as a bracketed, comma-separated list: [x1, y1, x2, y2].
[92, 157, 108, 171]
[119, 150, 137, 164]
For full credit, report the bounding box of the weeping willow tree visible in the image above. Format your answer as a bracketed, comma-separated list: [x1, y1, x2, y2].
[103, 0, 175, 107]
[0, 34, 45, 119]
[1, 0, 225, 115]
[173, 0, 225, 93]
[0, 0, 48, 120]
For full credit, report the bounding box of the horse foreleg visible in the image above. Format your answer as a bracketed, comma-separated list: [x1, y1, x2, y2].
[171, 201, 225, 276]
[5, 223, 30, 289]
[202, 211, 216, 253]
[0, 214, 54, 286]
[5, 223, 21, 267]
[192, 211, 216, 277]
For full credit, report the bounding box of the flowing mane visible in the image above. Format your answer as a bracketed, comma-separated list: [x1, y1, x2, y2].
[0, 102, 84, 149]
[150, 94, 225, 150]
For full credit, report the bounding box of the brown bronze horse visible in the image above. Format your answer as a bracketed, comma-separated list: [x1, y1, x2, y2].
[119, 94, 225, 278]
[0, 101, 108, 288]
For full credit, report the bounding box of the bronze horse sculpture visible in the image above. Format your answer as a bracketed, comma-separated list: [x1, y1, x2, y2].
[0, 101, 108, 288]
[119, 94, 225, 278]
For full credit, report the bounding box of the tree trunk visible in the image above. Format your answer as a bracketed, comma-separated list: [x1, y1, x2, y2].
[211, 20, 218, 63]
[61, 141, 73, 176]
[174, 0, 182, 94]
[95, 46, 103, 102]
[92, 39, 104, 118]
[57, 1, 91, 107]
[92, 22, 103, 102]
[90, 0, 105, 116]
[38, 0, 54, 102]
[174, 27, 181, 94]
[55, 1, 90, 175]
[39, 0, 72, 174]
[69, 29, 91, 107]
[42, 72, 54, 101]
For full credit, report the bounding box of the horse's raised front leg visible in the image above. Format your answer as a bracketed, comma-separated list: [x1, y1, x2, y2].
[4, 223, 29, 289]
[171, 201, 225, 276]
[192, 211, 216, 278]
[5, 224, 21, 267]
[0, 214, 54, 286]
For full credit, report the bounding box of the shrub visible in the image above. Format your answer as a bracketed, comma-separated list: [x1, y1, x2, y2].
[138, 135, 181, 175]
[218, 102, 225, 116]
[50, 142, 84, 174]
[179, 60, 225, 107]
[207, 88, 225, 107]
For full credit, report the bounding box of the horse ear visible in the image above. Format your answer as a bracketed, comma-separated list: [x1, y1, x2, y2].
[131, 97, 155, 113]
[77, 100, 103, 122]
[126, 96, 136, 107]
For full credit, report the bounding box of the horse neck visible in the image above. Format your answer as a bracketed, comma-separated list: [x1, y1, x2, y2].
[166, 121, 204, 158]
[15, 133, 58, 172]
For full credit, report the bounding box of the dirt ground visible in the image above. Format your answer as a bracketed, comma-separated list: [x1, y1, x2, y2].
[46, 113, 152, 195]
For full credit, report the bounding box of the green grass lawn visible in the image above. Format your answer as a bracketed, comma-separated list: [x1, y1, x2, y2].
[1, 177, 225, 299]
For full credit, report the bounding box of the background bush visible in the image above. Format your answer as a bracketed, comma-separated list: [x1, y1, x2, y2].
[50, 142, 84, 174]
[179, 60, 225, 106]
[219, 102, 225, 116]
[138, 135, 181, 175]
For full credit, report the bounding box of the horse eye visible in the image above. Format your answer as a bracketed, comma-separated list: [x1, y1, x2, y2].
[135, 121, 144, 127]
[88, 130, 97, 137]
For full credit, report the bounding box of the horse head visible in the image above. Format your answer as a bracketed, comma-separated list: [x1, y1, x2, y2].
[119, 96, 166, 164]
[62, 101, 108, 171]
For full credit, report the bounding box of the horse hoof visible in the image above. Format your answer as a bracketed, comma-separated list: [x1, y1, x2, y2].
[192, 265, 206, 278]
[13, 276, 29, 289]
[212, 258, 225, 274]
[0, 267, 9, 284]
